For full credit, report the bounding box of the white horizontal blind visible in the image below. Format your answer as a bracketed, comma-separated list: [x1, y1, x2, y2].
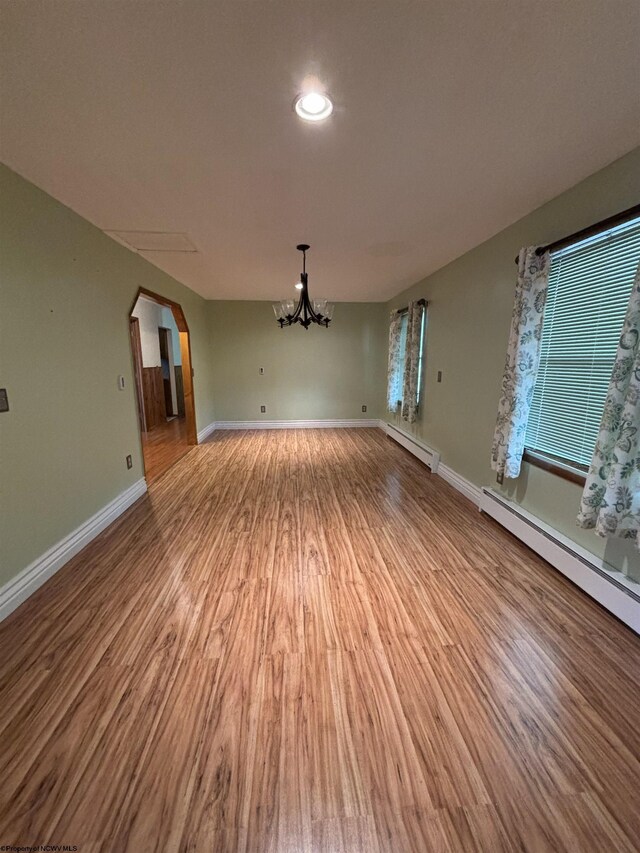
[525, 215, 640, 468]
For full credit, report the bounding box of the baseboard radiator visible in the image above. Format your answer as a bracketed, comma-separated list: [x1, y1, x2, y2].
[382, 422, 440, 473]
[480, 488, 640, 634]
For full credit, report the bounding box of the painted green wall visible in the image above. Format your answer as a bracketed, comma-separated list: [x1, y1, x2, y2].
[385, 147, 640, 582]
[0, 165, 215, 586]
[209, 301, 387, 422]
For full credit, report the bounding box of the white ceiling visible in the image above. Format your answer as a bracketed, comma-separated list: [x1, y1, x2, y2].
[1, 1, 639, 302]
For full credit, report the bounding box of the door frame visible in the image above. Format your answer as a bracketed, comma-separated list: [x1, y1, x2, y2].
[128, 288, 198, 454]
[158, 325, 178, 417]
[129, 316, 147, 433]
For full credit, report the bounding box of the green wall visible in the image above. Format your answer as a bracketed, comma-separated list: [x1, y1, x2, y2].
[0, 165, 215, 586]
[209, 300, 387, 422]
[385, 147, 640, 582]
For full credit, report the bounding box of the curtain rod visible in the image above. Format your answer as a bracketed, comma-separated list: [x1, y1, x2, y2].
[513, 202, 640, 264]
[396, 298, 427, 315]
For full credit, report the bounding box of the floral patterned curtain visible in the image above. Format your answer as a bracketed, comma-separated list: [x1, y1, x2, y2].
[401, 301, 425, 423]
[387, 311, 404, 412]
[577, 262, 640, 545]
[491, 247, 550, 479]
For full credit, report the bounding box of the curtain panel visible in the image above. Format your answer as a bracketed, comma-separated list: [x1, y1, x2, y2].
[386, 311, 404, 412]
[401, 301, 425, 423]
[578, 262, 640, 545]
[491, 247, 550, 479]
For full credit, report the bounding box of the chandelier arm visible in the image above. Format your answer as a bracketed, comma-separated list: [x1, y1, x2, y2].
[305, 293, 324, 323]
[302, 277, 324, 323]
[303, 279, 311, 323]
[288, 273, 307, 324]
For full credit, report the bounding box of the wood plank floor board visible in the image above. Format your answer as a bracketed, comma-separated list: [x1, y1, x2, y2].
[0, 663, 136, 841]
[110, 656, 219, 851]
[50, 659, 179, 846]
[334, 646, 432, 813]
[301, 651, 353, 822]
[0, 428, 638, 851]
[180, 579, 270, 849]
[311, 815, 381, 853]
[383, 637, 491, 811]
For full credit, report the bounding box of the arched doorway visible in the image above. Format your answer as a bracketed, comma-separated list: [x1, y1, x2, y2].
[129, 287, 197, 481]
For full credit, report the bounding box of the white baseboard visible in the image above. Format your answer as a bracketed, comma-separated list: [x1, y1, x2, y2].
[214, 419, 380, 430]
[0, 478, 147, 623]
[381, 421, 441, 473]
[480, 488, 640, 634]
[380, 422, 482, 509]
[197, 421, 217, 443]
[438, 463, 482, 507]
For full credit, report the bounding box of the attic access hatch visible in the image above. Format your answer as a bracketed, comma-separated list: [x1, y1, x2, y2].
[105, 231, 198, 253]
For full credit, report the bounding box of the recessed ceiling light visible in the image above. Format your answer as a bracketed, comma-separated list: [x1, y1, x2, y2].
[294, 91, 333, 122]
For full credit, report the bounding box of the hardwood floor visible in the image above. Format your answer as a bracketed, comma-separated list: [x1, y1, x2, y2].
[141, 416, 190, 482]
[1, 428, 639, 851]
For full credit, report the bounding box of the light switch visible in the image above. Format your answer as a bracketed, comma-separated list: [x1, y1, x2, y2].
[118, 375, 126, 390]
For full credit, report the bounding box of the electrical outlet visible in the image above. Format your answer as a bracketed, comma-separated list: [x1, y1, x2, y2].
[362, 405, 367, 412]
[259, 367, 264, 375]
[126, 454, 133, 469]
[260, 405, 266, 413]
[437, 371, 442, 383]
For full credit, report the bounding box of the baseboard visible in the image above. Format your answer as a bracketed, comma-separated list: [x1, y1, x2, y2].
[381, 421, 441, 473]
[438, 463, 482, 507]
[480, 488, 640, 634]
[0, 478, 147, 623]
[197, 420, 216, 443]
[214, 419, 380, 430]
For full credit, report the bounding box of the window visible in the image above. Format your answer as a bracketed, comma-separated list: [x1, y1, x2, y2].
[416, 308, 427, 406]
[525, 214, 640, 471]
[389, 305, 427, 410]
[397, 311, 409, 406]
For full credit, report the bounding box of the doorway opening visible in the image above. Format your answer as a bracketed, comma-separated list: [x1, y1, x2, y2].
[129, 288, 197, 482]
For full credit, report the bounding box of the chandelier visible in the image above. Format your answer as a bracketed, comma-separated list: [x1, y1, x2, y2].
[273, 244, 334, 329]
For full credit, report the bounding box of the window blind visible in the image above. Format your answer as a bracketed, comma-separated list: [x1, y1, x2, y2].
[525, 215, 640, 468]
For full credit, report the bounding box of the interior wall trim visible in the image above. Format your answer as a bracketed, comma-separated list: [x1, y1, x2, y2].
[197, 421, 217, 443]
[437, 463, 483, 506]
[381, 420, 441, 473]
[0, 478, 147, 623]
[480, 488, 640, 634]
[214, 419, 381, 430]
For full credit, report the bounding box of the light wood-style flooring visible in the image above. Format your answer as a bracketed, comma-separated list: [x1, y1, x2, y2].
[0, 428, 639, 851]
[141, 415, 190, 482]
